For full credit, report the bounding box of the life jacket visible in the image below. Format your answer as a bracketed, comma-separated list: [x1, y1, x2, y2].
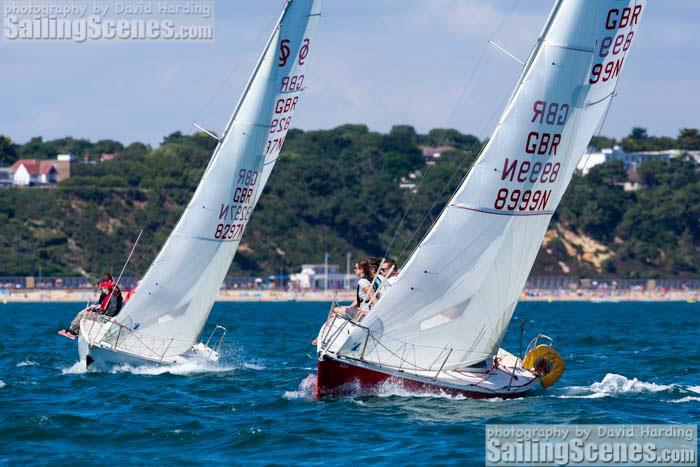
[100, 292, 112, 310]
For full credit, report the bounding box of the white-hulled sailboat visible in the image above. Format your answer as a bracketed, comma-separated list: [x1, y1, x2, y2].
[315, 0, 646, 398]
[78, 0, 322, 368]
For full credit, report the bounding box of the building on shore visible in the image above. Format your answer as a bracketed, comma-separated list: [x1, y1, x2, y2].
[55, 154, 74, 181]
[10, 159, 58, 186]
[578, 145, 700, 175]
[4, 156, 72, 187]
[290, 264, 354, 290]
[0, 168, 12, 187]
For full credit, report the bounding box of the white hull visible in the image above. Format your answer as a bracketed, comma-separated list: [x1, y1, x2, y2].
[78, 316, 219, 368]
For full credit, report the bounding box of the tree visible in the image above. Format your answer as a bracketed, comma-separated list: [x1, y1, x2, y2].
[0, 135, 18, 165]
[589, 135, 616, 150]
[678, 128, 700, 150]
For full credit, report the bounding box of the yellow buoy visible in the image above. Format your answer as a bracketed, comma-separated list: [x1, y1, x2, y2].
[522, 344, 565, 389]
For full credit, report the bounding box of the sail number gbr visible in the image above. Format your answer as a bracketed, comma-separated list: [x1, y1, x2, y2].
[491, 100, 566, 213]
[590, 5, 642, 85]
[214, 169, 258, 241]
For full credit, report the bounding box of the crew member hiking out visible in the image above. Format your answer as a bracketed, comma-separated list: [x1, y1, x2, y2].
[59, 275, 123, 338]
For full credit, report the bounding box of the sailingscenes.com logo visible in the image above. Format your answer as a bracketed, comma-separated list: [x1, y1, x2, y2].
[486, 424, 697, 466]
[3, 1, 214, 42]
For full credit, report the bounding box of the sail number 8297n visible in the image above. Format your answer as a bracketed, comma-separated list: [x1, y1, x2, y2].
[213, 169, 258, 241]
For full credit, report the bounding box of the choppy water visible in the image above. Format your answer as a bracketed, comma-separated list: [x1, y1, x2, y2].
[0, 301, 698, 464]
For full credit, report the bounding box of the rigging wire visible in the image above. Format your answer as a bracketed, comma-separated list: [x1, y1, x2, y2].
[113, 10, 280, 282]
[379, 0, 524, 266]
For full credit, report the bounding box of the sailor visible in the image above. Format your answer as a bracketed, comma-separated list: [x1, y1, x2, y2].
[62, 276, 123, 337]
[374, 258, 398, 298]
[333, 259, 376, 321]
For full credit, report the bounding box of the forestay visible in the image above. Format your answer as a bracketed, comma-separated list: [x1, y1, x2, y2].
[110, 0, 321, 358]
[352, 0, 646, 370]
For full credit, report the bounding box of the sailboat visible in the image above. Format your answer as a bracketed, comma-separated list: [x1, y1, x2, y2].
[77, 0, 322, 368]
[315, 0, 646, 398]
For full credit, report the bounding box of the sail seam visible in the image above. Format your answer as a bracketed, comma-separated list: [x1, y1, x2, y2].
[450, 204, 554, 217]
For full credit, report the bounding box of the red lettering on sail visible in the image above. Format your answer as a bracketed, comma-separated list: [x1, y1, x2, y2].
[525, 132, 561, 156]
[493, 188, 553, 212]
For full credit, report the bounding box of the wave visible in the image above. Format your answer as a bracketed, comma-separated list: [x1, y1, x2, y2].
[284, 373, 529, 401]
[243, 362, 266, 371]
[61, 361, 89, 375]
[59, 354, 243, 376]
[0, 380, 5, 388]
[669, 397, 700, 404]
[16, 359, 39, 367]
[110, 357, 238, 376]
[283, 374, 317, 400]
[558, 373, 697, 400]
[374, 378, 469, 400]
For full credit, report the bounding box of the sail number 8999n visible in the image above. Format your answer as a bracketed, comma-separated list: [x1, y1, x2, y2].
[494, 188, 551, 212]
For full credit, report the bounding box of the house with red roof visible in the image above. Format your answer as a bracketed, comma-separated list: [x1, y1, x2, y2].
[11, 159, 58, 186]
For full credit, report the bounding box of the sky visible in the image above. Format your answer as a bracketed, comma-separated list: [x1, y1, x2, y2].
[1, 0, 698, 147]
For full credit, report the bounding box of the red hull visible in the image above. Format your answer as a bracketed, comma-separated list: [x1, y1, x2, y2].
[316, 356, 529, 399]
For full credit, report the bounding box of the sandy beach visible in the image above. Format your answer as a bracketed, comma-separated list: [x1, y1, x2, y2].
[0, 288, 697, 304]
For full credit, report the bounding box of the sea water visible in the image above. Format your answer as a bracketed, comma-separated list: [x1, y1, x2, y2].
[0, 301, 697, 464]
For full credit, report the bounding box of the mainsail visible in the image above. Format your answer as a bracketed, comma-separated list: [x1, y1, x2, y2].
[111, 0, 321, 358]
[355, 0, 646, 370]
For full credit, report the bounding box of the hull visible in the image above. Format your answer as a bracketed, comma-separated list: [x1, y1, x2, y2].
[78, 332, 175, 368]
[78, 318, 220, 369]
[315, 313, 541, 399]
[316, 354, 538, 399]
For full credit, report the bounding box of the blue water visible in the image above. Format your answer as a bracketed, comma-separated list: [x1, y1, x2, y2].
[0, 301, 698, 464]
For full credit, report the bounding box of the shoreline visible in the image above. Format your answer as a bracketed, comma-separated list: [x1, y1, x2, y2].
[0, 289, 697, 303]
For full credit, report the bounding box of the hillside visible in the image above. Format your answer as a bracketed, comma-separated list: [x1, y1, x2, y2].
[0, 126, 698, 279]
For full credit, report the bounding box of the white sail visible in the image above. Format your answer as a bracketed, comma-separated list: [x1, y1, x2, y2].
[355, 0, 646, 370]
[111, 0, 321, 358]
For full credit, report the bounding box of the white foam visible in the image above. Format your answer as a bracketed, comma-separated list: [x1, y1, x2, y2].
[374, 378, 468, 400]
[669, 397, 700, 404]
[61, 361, 89, 374]
[16, 359, 39, 367]
[688, 385, 700, 394]
[110, 357, 236, 376]
[283, 374, 317, 400]
[243, 362, 266, 371]
[558, 373, 677, 399]
[0, 380, 5, 388]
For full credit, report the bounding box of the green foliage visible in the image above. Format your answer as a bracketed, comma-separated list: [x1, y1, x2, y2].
[420, 128, 481, 151]
[1, 127, 699, 279]
[614, 157, 700, 276]
[677, 128, 700, 150]
[0, 135, 18, 165]
[557, 161, 630, 241]
[621, 127, 676, 152]
[589, 135, 617, 151]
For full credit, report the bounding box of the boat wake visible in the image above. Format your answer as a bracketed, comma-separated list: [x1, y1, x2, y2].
[283, 374, 318, 400]
[61, 360, 89, 375]
[60, 351, 260, 376]
[558, 373, 700, 402]
[109, 358, 237, 376]
[374, 378, 469, 400]
[285, 374, 524, 401]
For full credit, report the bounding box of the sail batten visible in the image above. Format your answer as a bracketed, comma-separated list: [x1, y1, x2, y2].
[112, 0, 321, 358]
[354, 0, 646, 371]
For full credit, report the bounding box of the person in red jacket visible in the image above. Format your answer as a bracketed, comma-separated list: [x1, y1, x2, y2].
[62, 276, 123, 337]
